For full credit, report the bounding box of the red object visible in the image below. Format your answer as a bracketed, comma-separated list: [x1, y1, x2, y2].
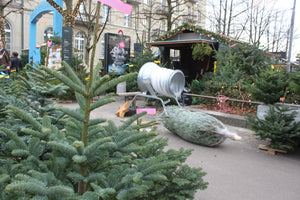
[47, 40, 52, 47]
[217, 95, 231, 113]
[280, 97, 285, 102]
[119, 41, 125, 49]
[136, 108, 156, 115]
[118, 30, 124, 35]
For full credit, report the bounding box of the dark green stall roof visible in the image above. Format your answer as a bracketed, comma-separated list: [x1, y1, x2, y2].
[147, 23, 242, 48]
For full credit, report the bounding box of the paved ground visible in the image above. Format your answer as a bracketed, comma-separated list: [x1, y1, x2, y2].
[57, 96, 300, 200]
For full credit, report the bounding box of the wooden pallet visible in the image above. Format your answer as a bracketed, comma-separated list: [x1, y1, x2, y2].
[258, 144, 287, 155]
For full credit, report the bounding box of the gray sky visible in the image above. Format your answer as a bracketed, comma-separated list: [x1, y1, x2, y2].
[273, 0, 299, 61]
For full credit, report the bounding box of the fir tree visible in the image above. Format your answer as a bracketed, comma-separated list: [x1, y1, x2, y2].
[0, 3, 207, 197]
[0, 61, 208, 199]
[248, 69, 289, 104]
[247, 105, 300, 151]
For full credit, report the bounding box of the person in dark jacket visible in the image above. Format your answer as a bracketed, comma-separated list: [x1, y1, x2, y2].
[11, 51, 23, 72]
[0, 40, 11, 74]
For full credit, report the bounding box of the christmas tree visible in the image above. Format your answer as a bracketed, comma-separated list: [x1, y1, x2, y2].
[0, 59, 207, 200]
[248, 69, 288, 104]
[247, 105, 300, 151]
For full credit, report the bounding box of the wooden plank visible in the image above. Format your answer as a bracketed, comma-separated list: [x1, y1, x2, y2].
[258, 144, 287, 155]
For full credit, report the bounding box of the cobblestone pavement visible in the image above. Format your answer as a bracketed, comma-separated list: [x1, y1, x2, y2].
[57, 96, 300, 200]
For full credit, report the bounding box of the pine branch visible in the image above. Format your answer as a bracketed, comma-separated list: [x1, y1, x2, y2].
[89, 75, 110, 97]
[6, 105, 42, 131]
[94, 73, 137, 96]
[61, 61, 86, 89]
[75, 92, 86, 111]
[39, 65, 86, 94]
[88, 118, 106, 126]
[0, 174, 10, 184]
[72, 155, 87, 164]
[0, 127, 27, 150]
[11, 149, 30, 157]
[56, 107, 85, 122]
[92, 62, 103, 82]
[118, 112, 147, 131]
[141, 161, 180, 176]
[84, 137, 112, 156]
[88, 126, 105, 138]
[47, 141, 77, 158]
[90, 93, 116, 111]
[90, 183, 116, 199]
[117, 131, 158, 149]
[6, 181, 47, 195]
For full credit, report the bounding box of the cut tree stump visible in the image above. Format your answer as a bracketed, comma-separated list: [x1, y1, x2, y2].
[258, 144, 287, 155]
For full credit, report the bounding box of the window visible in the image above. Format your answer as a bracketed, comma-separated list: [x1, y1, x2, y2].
[44, 27, 53, 42]
[102, 5, 110, 23]
[74, 32, 85, 60]
[101, 37, 105, 56]
[161, 0, 166, 5]
[187, 6, 191, 15]
[144, 0, 149, 4]
[161, 20, 165, 31]
[145, 16, 150, 30]
[197, 10, 201, 21]
[175, 1, 179, 12]
[79, 3, 84, 14]
[5, 22, 11, 54]
[124, 14, 131, 27]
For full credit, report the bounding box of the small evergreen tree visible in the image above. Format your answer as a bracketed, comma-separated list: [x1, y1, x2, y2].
[0, 4, 208, 197]
[0, 61, 208, 199]
[247, 105, 300, 151]
[248, 69, 289, 104]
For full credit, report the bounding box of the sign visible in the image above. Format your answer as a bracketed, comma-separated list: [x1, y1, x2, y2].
[104, 33, 130, 75]
[62, 27, 73, 67]
[270, 52, 286, 59]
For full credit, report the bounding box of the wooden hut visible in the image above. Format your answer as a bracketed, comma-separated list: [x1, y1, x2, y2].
[147, 23, 240, 83]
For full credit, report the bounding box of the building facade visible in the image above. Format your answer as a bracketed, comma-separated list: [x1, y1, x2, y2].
[3, 0, 206, 66]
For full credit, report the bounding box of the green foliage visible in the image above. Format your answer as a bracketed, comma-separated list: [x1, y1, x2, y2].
[247, 105, 300, 151]
[127, 48, 156, 73]
[288, 70, 300, 95]
[52, 57, 89, 100]
[215, 43, 270, 76]
[248, 69, 288, 104]
[48, 32, 62, 46]
[192, 43, 213, 61]
[0, 61, 207, 199]
[20, 52, 29, 67]
[188, 43, 270, 107]
[126, 73, 139, 92]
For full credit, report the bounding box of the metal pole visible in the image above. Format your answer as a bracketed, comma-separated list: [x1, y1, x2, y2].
[287, 0, 296, 72]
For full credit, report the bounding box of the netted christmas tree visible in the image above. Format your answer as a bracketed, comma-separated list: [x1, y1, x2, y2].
[247, 105, 300, 151]
[162, 106, 241, 146]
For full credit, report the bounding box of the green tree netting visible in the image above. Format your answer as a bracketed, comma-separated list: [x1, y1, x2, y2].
[162, 106, 241, 146]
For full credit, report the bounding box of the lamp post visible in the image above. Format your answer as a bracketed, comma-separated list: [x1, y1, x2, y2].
[287, 0, 296, 72]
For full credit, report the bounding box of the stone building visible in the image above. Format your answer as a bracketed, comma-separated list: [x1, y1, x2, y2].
[3, 0, 206, 66]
